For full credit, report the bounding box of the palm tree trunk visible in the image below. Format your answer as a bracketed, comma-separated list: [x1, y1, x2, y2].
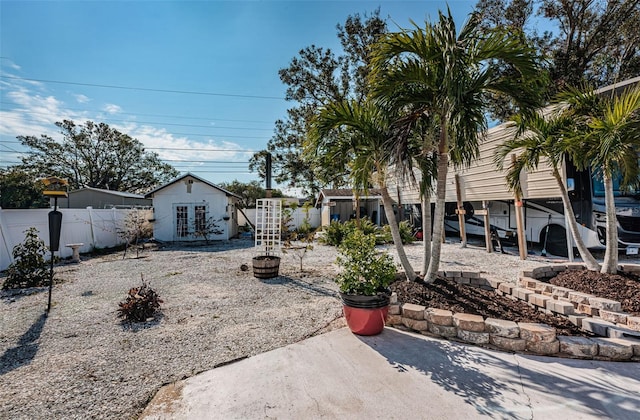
[421, 194, 432, 277]
[353, 192, 361, 229]
[425, 149, 448, 283]
[602, 172, 619, 274]
[380, 186, 417, 280]
[551, 168, 600, 271]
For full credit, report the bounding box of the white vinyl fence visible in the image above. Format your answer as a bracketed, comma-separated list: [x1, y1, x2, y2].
[0, 208, 152, 271]
[239, 207, 321, 231]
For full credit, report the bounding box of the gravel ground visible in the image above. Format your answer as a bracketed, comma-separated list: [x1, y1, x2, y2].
[0, 237, 606, 419]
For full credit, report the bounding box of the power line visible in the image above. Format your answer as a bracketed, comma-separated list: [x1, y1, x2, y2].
[0, 140, 262, 153]
[0, 114, 272, 132]
[0, 100, 274, 124]
[0, 75, 285, 100]
[0, 110, 274, 131]
[173, 170, 254, 174]
[0, 156, 251, 167]
[172, 162, 249, 166]
[163, 159, 250, 163]
[0, 143, 22, 153]
[146, 146, 259, 152]
[173, 163, 249, 167]
[0, 126, 268, 139]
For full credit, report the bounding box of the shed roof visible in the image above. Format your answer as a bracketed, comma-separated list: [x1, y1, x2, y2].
[71, 186, 147, 199]
[315, 188, 383, 207]
[318, 188, 382, 198]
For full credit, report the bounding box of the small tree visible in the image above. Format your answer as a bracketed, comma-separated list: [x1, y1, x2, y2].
[280, 201, 318, 272]
[118, 210, 153, 259]
[192, 216, 223, 245]
[284, 230, 316, 273]
[3, 227, 50, 290]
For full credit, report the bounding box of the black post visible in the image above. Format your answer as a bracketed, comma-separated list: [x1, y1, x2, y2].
[47, 246, 54, 314]
[265, 153, 272, 198]
[47, 197, 62, 314]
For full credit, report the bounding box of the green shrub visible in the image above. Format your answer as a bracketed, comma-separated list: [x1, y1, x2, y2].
[3, 227, 50, 290]
[355, 217, 388, 244]
[296, 217, 313, 236]
[320, 220, 354, 246]
[358, 217, 380, 236]
[321, 218, 388, 246]
[117, 279, 163, 323]
[382, 221, 415, 245]
[399, 221, 416, 244]
[335, 230, 396, 295]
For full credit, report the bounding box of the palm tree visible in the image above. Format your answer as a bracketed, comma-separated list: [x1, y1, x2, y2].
[306, 99, 419, 280]
[387, 113, 439, 276]
[495, 108, 601, 271]
[369, 9, 544, 282]
[569, 86, 640, 273]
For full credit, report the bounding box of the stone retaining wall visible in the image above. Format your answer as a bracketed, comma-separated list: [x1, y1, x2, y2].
[514, 264, 640, 334]
[388, 266, 640, 362]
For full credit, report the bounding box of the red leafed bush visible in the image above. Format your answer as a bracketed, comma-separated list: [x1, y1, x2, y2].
[117, 280, 163, 323]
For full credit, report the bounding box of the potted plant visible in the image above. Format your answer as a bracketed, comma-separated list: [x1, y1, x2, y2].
[335, 229, 396, 335]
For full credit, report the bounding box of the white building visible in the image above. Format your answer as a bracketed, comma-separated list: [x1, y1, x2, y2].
[145, 173, 241, 242]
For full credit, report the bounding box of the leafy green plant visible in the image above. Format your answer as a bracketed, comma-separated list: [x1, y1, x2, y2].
[335, 230, 396, 295]
[358, 217, 381, 237]
[3, 227, 50, 290]
[321, 218, 391, 246]
[117, 277, 163, 323]
[280, 204, 296, 241]
[319, 220, 354, 246]
[382, 220, 415, 245]
[296, 201, 315, 236]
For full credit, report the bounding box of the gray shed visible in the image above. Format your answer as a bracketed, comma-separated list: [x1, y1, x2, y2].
[54, 187, 152, 209]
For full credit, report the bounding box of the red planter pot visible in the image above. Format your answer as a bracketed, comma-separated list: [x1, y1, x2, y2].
[340, 292, 390, 336]
[342, 305, 389, 336]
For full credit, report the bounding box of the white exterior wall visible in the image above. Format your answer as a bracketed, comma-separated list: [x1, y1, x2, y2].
[0, 208, 150, 271]
[150, 180, 234, 242]
[316, 195, 383, 226]
[239, 207, 321, 230]
[391, 123, 563, 204]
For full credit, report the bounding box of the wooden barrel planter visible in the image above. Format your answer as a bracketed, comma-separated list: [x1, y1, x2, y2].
[252, 256, 281, 279]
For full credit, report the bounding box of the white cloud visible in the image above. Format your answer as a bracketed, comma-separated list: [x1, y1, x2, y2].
[115, 123, 253, 171]
[0, 60, 22, 71]
[103, 104, 122, 114]
[74, 94, 91, 103]
[0, 78, 87, 142]
[0, 78, 256, 185]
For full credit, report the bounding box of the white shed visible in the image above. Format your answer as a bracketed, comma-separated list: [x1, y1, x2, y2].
[315, 189, 385, 227]
[145, 173, 241, 242]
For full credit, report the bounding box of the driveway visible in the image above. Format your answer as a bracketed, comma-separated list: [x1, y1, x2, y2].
[142, 327, 640, 419]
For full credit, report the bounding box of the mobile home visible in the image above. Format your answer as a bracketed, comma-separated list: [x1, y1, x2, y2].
[390, 77, 640, 257]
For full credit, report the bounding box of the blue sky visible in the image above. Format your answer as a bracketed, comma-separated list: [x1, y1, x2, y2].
[1, 0, 477, 195]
